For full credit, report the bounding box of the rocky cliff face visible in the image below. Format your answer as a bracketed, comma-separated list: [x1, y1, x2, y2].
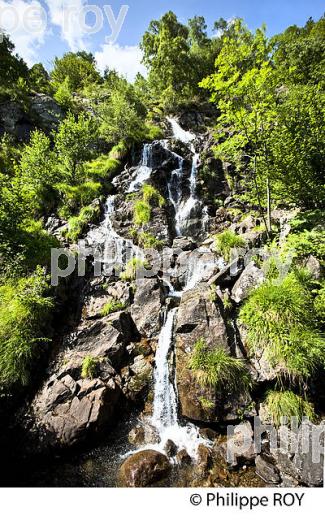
[22, 114, 323, 488]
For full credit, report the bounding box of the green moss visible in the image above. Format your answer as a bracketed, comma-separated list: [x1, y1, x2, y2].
[199, 396, 215, 411]
[81, 356, 99, 379]
[85, 156, 121, 180]
[100, 299, 126, 317]
[264, 390, 316, 427]
[214, 230, 246, 262]
[138, 232, 163, 250]
[65, 204, 101, 242]
[142, 184, 165, 208]
[120, 258, 150, 282]
[57, 181, 102, 217]
[188, 338, 251, 393]
[133, 200, 151, 226]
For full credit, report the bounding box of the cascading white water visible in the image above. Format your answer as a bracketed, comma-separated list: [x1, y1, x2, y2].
[152, 308, 178, 429]
[166, 117, 204, 236]
[85, 195, 143, 274]
[127, 143, 153, 193]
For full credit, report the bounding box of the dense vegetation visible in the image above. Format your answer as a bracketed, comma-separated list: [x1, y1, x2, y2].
[0, 11, 324, 431]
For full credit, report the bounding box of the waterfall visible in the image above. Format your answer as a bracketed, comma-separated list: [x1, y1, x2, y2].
[85, 195, 143, 274]
[166, 117, 204, 236]
[152, 308, 178, 429]
[149, 306, 208, 459]
[127, 143, 153, 193]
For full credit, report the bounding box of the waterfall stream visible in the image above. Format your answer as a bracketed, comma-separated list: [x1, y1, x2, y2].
[89, 116, 214, 460]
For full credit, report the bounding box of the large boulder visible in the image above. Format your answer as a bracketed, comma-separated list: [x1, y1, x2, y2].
[271, 422, 324, 487]
[31, 307, 139, 448]
[175, 287, 229, 422]
[118, 450, 171, 487]
[29, 94, 64, 131]
[231, 261, 265, 303]
[131, 278, 163, 338]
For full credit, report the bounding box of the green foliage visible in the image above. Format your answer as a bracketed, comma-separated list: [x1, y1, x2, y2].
[100, 300, 126, 317]
[138, 232, 163, 250]
[0, 34, 28, 99]
[55, 113, 98, 185]
[214, 230, 246, 262]
[0, 268, 53, 389]
[120, 259, 149, 282]
[264, 391, 316, 427]
[64, 204, 101, 242]
[283, 229, 325, 262]
[188, 338, 251, 393]
[29, 63, 51, 94]
[81, 356, 99, 379]
[199, 396, 215, 411]
[314, 283, 325, 325]
[142, 184, 165, 208]
[85, 156, 121, 180]
[52, 51, 100, 92]
[56, 181, 102, 217]
[133, 200, 151, 227]
[239, 272, 325, 380]
[54, 77, 74, 110]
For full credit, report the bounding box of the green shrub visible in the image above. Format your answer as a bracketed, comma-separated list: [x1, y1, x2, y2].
[188, 338, 251, 393]
[264, 390, 316, 427]
[85, 156, 121, 180]
[214, 230, 246, 262]
[57, 181, 102, 217]
[19, 220, 60, 270]
[145, 123, 164, 141]
[138, 232, 163, 250]
[142, 184, 165, 208]
[133, 200, 151, 226]
[239, 272, 325, 380]
[314, 283, 325, 325]
[109, 142, 128, 160]
[81, 356, 99, 379]
[199, 396, 215, 411]
[65, 204, 101, 242]
[100, 299, 126, 317]
[283, 229, 325, 262]
[120, 258, 149, 282]
[0, 269, 53, 389]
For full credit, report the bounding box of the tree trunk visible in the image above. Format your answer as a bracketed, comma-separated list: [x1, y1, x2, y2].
[266, 176, 272, 233]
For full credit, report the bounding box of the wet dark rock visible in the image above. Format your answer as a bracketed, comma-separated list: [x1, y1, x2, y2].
[176, 449, 192, 466]
[118, 450, 171, 487]
[199, 428, 218, 441]
[217, 422, 256, 468]
[255, 455, 281, 484]
[271, 422, 324, 487]
[172, 237, 197, 251]
[165, 439, 178, 458]
[175, 287, 229, 422]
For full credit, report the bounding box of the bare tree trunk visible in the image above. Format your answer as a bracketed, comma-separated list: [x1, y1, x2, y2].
[266, 176, 272, 233]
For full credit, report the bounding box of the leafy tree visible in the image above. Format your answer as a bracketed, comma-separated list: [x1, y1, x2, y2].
[0, 34, 28, 90]
[97, 90, 144, 144]
[141, 11, 194, 105]
[200, 20, 276, 232]
[19, 130, 57, 212]
[29, 63, 51, 94]
[51, 51, 101, 91]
